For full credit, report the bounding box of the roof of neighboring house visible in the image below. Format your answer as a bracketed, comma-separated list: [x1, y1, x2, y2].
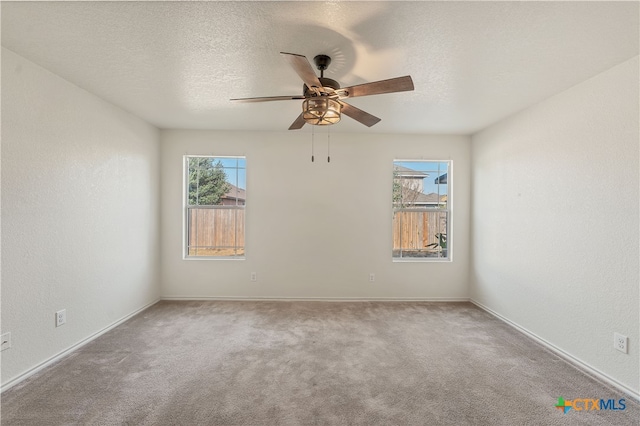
[415, 192, 443, 203]
[398, 189, 446, 205]
[222, 183, 246, 201]
[394, 165, 428, 178]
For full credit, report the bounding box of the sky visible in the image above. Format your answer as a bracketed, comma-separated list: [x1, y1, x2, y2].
[212, 157, 246, 189]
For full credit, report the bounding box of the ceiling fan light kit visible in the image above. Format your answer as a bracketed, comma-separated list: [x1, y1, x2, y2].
[302, 97, 342, 125]
[231, 52, 414, 130]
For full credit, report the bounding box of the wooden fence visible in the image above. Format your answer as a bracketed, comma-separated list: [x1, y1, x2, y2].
[188, 208, 245, 256]
[188, 208, 443, 257]
[393, 210, 447, 253]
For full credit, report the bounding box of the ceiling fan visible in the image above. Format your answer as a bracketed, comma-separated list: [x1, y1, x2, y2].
[231, 52, 414, 130]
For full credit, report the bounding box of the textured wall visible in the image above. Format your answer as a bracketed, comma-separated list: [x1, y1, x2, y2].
[1, 48, 160, 386]
[470, 57, 639, 393]
[160, 131, 470, 299]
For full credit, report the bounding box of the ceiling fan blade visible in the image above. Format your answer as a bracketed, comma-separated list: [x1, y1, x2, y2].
[280, 52, 323, 93]
[341, 76, 414, 98]
[230, 95, 305, 103]
[340, 102, 381, 127]
[288, 113, 306, 130]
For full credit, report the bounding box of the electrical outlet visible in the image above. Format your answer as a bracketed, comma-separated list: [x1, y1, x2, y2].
[614, 332, 628, 354]
[1, 332, 11, 351]
[369, 273, 375, 282]
[251, 272, 257, 282]
[56, 309, 66, 327]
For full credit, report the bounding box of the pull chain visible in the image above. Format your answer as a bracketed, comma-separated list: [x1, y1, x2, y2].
[327, 126, 331, 163]
[311, 125, 315, 162]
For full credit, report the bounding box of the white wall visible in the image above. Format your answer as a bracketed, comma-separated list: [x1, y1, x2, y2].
[161, 130, 470, 299]
[470, 57, 639, 394]
[1, 48, 160, 387]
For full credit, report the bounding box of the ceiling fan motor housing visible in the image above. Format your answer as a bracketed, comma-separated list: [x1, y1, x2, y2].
[303, 77, 341, 96]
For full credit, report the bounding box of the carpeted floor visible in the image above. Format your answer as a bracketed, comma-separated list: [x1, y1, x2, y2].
[1, 301, 638, 425]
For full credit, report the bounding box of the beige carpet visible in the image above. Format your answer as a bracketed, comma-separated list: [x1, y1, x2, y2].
[1, 301, 638, 425]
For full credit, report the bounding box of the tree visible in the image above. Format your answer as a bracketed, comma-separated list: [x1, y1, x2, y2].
[393, 179, 404, 204]
[188, 158, 232, 205]
[393, 167, 424, 208]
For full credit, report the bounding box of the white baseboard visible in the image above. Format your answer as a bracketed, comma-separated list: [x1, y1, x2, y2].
[161, 296, 471, 302]
[470, 299, 640, 402]
[0, 298, 160, 393]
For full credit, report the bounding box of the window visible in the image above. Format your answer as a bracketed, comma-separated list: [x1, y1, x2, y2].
[393, 160, 450, 260]
[185, 156, 246, 258]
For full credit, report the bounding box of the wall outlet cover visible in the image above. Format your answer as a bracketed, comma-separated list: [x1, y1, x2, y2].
[614, 332, 628, 354]
[56, 309, 67, 327]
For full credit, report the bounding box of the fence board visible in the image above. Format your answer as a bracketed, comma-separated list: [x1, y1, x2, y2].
[188, 208, 443, 256]
[393, 210, 447, 252]
[188, 208, 245, 255]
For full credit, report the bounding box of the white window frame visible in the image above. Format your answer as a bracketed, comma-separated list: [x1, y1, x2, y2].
[392, 159, 452, 262]
[183, 155, 246, 260]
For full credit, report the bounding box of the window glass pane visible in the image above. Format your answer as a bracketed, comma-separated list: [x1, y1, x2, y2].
[393, 161, 448, 209]
[186, 156, 245, 258]
[188, 157, 231, 206]
[392, 211, 448, 258]
[187, 157, 246, 207]
[188, 208, 245, 257]
[393, 160, 450, 260]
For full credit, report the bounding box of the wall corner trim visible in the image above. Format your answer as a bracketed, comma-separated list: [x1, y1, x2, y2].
[0, 298, 161, 393]
[470, 299, 640, 402]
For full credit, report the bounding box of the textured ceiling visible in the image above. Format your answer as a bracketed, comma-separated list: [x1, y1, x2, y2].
[2, 1, 638, 134]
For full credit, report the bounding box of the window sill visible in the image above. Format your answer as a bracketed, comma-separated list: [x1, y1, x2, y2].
[182, 256, 246, 261]
[392, 258, 452, 263]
